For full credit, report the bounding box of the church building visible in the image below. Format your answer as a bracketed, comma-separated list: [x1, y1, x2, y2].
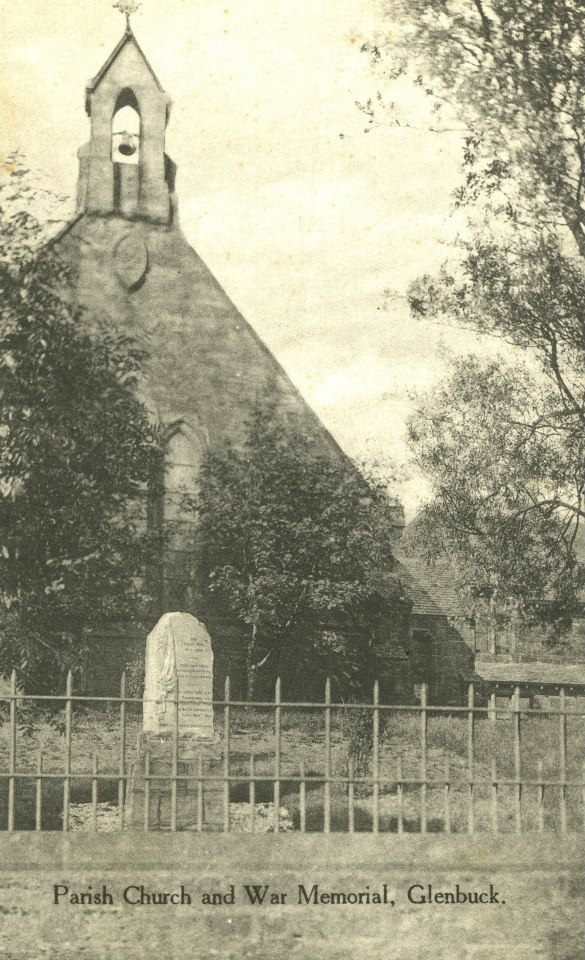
[53, 19, 472, 700]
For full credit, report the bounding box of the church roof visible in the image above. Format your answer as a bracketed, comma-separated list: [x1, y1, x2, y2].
[85, 25, 163, 113]
[393, 555, 463, 618]
[475, 660, 585, 686]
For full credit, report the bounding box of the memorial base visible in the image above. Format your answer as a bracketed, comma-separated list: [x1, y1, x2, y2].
[126, 733, 225, 831]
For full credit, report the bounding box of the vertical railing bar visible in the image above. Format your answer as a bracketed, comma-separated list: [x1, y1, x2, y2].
[489, 690, 496, 724]
[324, 678, 331, 834]
[467, 682, 474, 834]
[444, 758, 451, 834]
[491, 758, 498, 834]
[8, 670, 16, 832]
[397, 757, 404, 834]
[559, 687, 567, 835]
[144, 750, 151, 832]
[274, 677, 282, 834]
[92, 755, 99, 833]
[582, 760, 585, 833]
[63, 671, 73, 833]
[118, 672, 127, 831]
[223, 675, 231, 834]
[196, 755, 203, 833]
[348, 756, 355, 834]
[170, 675, 179, 833]
[513, 685, 522, 834]
[420, 683, 427, 834]
[537, 759, 544, 833]
[300, 760, 306, 834]
[35, 749, 43, 833]
[249, 754, 256, 835]
[372, 679, 380, 835]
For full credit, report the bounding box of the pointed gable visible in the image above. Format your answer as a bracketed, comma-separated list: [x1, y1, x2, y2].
[85, 27, 164, 115]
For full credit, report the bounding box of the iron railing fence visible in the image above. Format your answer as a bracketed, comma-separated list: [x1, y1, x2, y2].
[1, 672, 585, 834]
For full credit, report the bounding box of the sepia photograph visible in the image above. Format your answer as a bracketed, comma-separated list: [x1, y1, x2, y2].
[1, 1, 585, 957]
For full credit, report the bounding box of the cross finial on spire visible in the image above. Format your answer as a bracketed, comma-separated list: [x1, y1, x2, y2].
[113, 0, 141, 29]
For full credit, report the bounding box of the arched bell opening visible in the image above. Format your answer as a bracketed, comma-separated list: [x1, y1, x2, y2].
[111, 89, 141, 166]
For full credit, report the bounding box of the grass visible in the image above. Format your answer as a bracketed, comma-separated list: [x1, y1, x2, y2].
[0, 699, 583, 832]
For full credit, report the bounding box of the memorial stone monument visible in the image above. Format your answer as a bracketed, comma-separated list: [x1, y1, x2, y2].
[143, 612, 214, 740]
[127, 613, 224, 830]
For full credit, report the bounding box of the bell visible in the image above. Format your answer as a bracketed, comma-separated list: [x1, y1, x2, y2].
[117, 132, 137, 157]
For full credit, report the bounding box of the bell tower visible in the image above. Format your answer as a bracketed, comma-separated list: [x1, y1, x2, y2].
[77, 11, 172, 223]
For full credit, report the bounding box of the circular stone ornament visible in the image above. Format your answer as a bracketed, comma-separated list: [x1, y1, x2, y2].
[113, 233, 149, 290]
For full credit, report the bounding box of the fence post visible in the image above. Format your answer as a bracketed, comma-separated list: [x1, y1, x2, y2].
[444, 758, 451, 834]
[92, 755, 99, 833]
[324, 677, 331, 834]
[397, 756, 404, 834]
[35, 749, 43, 833]
[467, 682, 475, 834]
[223, 675, 231, 833]
[8, 670, 16, 832]
[372, 679, 380, 834]
[537, 759, 544, 833]
[420, 682, 428, 833]
[513, 685, 522, 833]
[274, 676, 281, 833]
[197, 754, 203, 833]
[62, 670, 73, 833]
[489, 690, 496, 724]
[300, 759, 307, 834]
[582, 760, 585, 834]
[118, 671, 127, 830]
[171, 674, 179, 833]
[347, 756, 354, 834]
[491, 757, 498, 833]
[144, 751, 151, 832]
[249, 754, 256, 835]
[559, 687, 567, 835]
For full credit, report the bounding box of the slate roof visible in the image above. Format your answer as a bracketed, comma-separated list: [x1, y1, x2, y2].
[397, 552, 585, 616]
[475, 660, 585, 686]
[394, 555, 463, 618]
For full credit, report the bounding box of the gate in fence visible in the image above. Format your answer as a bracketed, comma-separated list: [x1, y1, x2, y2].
[1, 672, 585, 834]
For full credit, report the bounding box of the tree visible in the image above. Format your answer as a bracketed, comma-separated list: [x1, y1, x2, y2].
[187, 400, 403, 698]
[373, 1, 585, 388]
[0, 156, 159, 688]
[406, 229, 585, 590]
[366, 2, 585, 612]
[405, 355, 585, 617]
[375, 1, 585, 248]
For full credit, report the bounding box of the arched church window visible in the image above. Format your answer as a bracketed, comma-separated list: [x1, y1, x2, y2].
[146, 423, 207, 613]
[163, 425, 206, 610]
[112, 89, 141, 165]
[165, 428, 202, 529]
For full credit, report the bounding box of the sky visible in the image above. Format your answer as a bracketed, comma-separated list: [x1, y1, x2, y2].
[0, 0, 493, 516]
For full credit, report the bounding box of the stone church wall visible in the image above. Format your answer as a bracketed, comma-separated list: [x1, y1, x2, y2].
[58, 218, 343, 459]
[409, 614, 475, 706]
